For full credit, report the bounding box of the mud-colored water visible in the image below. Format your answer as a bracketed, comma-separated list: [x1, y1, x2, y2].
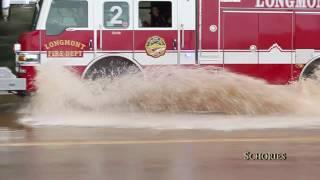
[25, 62, 320, 115]
[18, 62, 320, 130]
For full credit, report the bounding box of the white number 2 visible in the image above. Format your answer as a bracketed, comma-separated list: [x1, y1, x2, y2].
[110, 6, 123, 25]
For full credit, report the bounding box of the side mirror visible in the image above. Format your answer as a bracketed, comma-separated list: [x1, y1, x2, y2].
[36, 1, 40, 13]
[2, 0, 10, 22]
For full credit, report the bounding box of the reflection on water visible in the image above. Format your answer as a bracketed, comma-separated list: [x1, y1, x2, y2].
[0, 127, 26, 141]
[0, 110, 30, 142]
[0, 113, 24, 129]
[0, 101, 34, 141]
[0, 95, 27, 131]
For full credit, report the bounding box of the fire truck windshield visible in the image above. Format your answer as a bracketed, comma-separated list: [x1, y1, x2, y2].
[46, 0, 88, 35]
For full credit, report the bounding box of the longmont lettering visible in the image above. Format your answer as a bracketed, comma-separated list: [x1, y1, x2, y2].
[44, 40, 86, 50]
[256, 0, 320, 8]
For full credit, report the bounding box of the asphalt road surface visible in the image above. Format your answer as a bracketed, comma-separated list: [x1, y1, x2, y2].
[0, 95, 320, 180]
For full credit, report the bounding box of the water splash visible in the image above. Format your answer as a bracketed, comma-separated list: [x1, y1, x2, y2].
[18, 62, 320, 129]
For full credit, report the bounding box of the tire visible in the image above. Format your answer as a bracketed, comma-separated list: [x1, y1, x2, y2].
[83, 57, 141, 81]
[16, 90, 29, 97]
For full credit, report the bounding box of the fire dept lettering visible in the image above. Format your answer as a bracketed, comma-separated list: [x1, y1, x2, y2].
[47, 51, 83, 57]
[44, 40, 86, 57]
[256, 0, 320, 8]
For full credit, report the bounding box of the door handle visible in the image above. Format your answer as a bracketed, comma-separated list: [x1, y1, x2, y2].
[99, 24, 103, 50]
[89, 39, 93, 50]
[65, 28, 76, 32]
[173, 39, 177, 50]
[181, 24, 185, 49]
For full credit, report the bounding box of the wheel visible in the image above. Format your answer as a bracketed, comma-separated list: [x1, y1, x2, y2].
[83, 57, 141, 81]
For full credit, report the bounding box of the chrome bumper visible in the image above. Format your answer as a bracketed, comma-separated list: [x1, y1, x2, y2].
[0, 67, 26, 92]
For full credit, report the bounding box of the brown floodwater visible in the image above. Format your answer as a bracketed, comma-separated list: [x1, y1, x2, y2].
[1, 93, 320, 180]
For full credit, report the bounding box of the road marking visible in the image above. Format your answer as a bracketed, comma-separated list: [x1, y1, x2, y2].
[1, 137, 320, 147]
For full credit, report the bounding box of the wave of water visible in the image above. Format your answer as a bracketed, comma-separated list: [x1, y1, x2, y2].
[18, 62, 320, 130]
[19, 112, 320, 131]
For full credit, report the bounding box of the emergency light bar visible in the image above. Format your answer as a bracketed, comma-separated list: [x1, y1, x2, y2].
[2, 0, 38, 22]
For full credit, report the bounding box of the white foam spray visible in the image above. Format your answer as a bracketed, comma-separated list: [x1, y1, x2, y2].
[18, 62, 320, 130]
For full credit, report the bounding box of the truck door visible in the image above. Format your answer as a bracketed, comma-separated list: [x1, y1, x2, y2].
[41, 0, 95, 66]
[133, 0, 178, 65]
[198, 0, 222, 65]
[258, 13, 293, 84]
[96, 0, 133, 58]
[222, 12, 260, 78]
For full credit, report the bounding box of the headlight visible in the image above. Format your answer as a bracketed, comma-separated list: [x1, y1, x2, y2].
[13, 43, 21, 52]
[17, 53, 40, 63]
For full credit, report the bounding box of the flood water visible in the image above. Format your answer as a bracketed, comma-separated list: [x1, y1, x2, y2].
[2, 66, 320, 180]
[2, 64, 320, 134]
[2, 92, 320, 180]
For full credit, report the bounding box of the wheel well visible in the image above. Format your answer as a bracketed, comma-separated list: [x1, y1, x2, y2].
[300, 58, 320, 80]
[82, 56, 141, 79]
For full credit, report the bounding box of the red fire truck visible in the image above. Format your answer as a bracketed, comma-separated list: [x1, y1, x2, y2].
[2, 0, 320, 94]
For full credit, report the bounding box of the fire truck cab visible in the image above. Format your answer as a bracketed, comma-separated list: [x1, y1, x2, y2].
[13, 0, 197, 92]
[4, 0, 320, 93]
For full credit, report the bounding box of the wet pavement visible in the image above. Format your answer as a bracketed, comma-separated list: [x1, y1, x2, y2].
[1, 95, 320, 180]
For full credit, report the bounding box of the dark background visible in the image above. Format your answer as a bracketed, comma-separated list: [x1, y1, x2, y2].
[0, 3, 35, 71]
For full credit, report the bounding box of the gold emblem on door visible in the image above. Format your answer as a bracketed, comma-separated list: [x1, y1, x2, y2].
[145, 36, 167, 58]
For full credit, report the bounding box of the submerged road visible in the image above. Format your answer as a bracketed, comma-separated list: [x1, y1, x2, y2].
[0, 95, 320, 180]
